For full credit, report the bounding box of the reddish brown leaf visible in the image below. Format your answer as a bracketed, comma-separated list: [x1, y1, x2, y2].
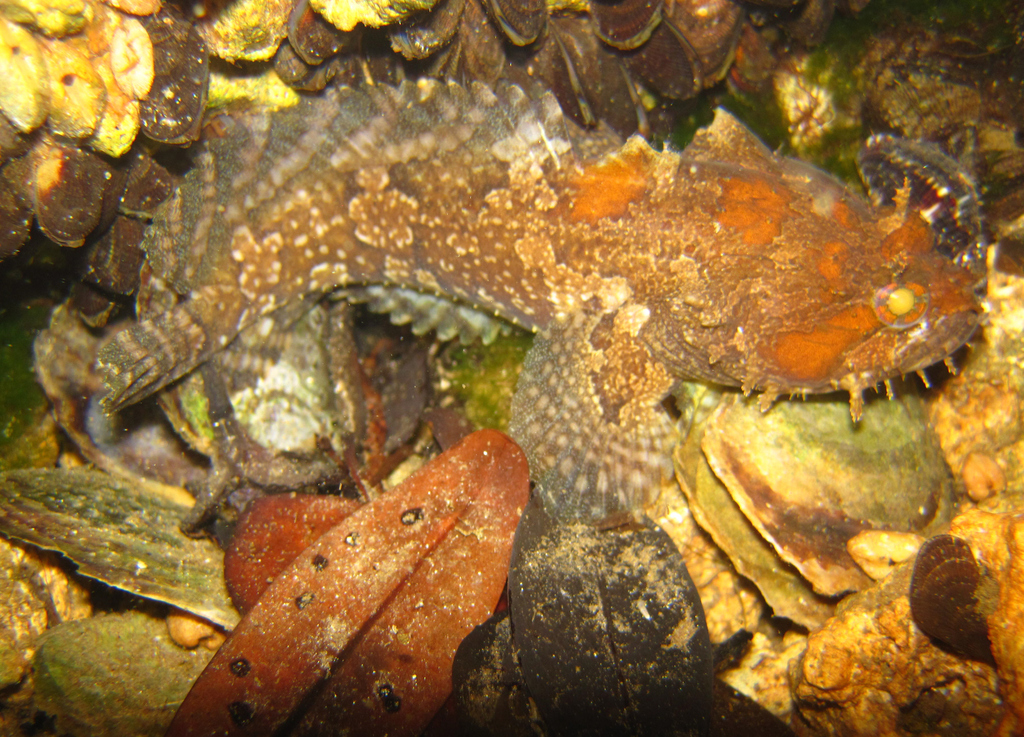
[166, 430, 529, 737]
[223, 494, 361, 614]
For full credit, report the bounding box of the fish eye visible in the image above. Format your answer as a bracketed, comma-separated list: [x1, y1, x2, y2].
[873, 282, 929, 328]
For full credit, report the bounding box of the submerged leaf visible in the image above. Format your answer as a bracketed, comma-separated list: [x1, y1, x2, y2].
[167, 429, 529, 737]
[223, 494, 361, 614]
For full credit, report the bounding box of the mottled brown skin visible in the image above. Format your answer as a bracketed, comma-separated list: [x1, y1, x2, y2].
[99, 80, 981, 519]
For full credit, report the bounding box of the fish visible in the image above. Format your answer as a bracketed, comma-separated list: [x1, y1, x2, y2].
[97, 79, 982, 520]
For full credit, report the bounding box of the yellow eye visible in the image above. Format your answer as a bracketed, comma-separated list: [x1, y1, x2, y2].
[874, 282, 929, 328]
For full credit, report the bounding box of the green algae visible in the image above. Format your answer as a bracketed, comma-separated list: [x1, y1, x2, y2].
[440, 330, 532, 433]
[0, 301, 54, 466]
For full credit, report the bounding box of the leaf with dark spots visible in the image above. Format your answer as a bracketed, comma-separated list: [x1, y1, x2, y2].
[910, 534, 995, 664]
[507, 497, 713, 736]
[167, 429, 529, 737]
[223, 494, 361, 614]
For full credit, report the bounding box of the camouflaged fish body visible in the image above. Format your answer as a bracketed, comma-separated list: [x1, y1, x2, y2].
[99, 80, 981, 519]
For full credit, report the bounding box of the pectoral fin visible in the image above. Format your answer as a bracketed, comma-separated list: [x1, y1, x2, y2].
[509, 307, 677, 521]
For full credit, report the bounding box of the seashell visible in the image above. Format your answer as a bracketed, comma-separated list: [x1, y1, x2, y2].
[482, 0, 546, 46]
[858, 133, 986, 278]
[139, 6, 209, 144]
[782, 0, 835, 46]
[663, 0, 743, 84]
[674, 385, 836, 630]
[390, 0, 466, 60]
[196, 0, 292, 63]
[589, 0, 663, 51]
[310, 0, 441, 33]
[439, 0, 503, 81]
[90, 87, 140, 157]
[452, 610, 539, 734]
[0, 154, 33, 257]
[34, 303, 210, 487]
[0, 113, 29, 161]
[101, 0, 161, 14]
[272, 40, 338, 91]
[700, 391, 955, 599]
[531, 15, 645, 137]
[620, 16, 701, 101]
[80, 216, 146, 297]
[0, 16, 50, 133]
[109, 15, 154, 99]
[507, 495, 713, 734]
[910, 534, 995, 664]
[41, 36, 106, 139]
[1, 0, 91, 37]
[0, 466, 236, 627]
[32, 136, 111, 246]
[287, 0, 349, 65]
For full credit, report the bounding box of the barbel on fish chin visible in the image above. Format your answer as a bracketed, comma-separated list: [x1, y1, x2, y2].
[97, 79, 981, 520]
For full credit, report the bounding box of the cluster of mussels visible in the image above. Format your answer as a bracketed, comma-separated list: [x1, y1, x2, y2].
[268, 0, 852, 137]
[1, 0, 208, 325]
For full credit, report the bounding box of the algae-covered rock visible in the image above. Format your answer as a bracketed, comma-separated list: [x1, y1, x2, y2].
[32, 611, 214, 737]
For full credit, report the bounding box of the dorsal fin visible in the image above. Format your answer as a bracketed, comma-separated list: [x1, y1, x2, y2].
[683, 108, 777, 172]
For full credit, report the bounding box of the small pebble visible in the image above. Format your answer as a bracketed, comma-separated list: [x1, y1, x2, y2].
[166, 609, 224, 650]
[961, 452, 1005, 502]
[847, 530, 925, 581]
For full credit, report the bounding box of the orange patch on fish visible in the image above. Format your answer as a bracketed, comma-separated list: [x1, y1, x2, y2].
[882, 213, 934, 260]
[816, 241, 850, 290]
[830, 200, 858, 231]
[716, 176, 793, 246]
[564, 150, 651, 224]
[768, 304, 881, 382]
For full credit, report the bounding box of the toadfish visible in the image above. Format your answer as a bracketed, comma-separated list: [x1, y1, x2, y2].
[98, 80, 981, 519]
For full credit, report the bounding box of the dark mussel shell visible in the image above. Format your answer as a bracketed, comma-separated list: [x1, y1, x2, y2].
[483, 0, 547, 46]
[140, 6, 210, 145]
[391, 0, 468, 59]
[909, 534, 995, 664]
[506, 496, 713, 736]
[858, 134, 986, 277]
[590, 0, 663, 51]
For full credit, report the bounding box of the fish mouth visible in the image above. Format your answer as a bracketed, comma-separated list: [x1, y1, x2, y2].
[891, 308, 981, 377]
[831, 307, 981, 401]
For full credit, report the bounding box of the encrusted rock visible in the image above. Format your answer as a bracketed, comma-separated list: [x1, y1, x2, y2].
[791, 564, 1002, 736]
[929, 269, 1024, 496]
